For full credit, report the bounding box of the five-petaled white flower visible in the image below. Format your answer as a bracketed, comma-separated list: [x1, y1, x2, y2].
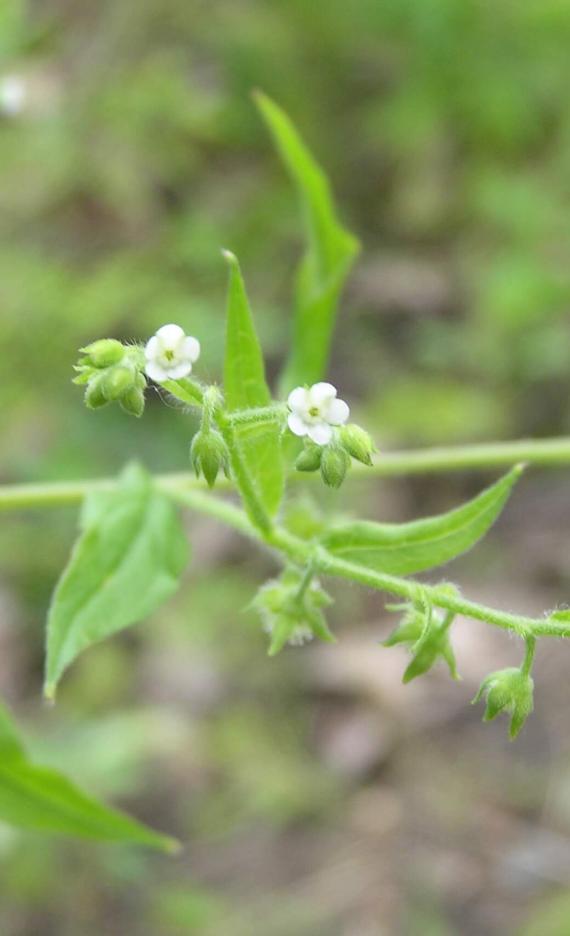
[144, 324, 200, 383]
[287, 382, 349, 446]
[0, 75, 27, 117]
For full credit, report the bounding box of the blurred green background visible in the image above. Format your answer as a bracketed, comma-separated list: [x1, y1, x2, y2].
[1, 1, 570, 933]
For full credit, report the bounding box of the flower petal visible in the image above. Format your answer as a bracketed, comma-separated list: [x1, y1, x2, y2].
[325, 397, 350, 425]
[144, 335, 160, 360]
[287, 386, 310, 415]
[167, 361, 193, 380]
[287, 413, 309, 437]
[309, 382, 337, 407]
[145, 361, 169, 382]
[155, 323, 186, 350]
[183, 336, 201, 362]
[308, 422, 333, 445]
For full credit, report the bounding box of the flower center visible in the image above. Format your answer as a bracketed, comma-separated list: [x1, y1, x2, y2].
[308, 406, 320, 418]
[164, 349, 175, 362]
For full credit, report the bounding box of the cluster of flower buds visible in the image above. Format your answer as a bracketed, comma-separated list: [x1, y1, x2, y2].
[472, 667, 534, 739]
[74, 340, 147, 417]
[252, 567, 335, 655]
[288, 382, 375, 488]
[383, 590, 459, 683]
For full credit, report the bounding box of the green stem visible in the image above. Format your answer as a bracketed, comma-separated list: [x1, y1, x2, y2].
[4, 436, 570, 512]
[521, 636, 537, 676]
[351, 437, 570, 478]
[216, 414, 273, 536]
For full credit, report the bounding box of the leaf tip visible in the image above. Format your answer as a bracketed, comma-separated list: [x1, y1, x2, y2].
[161, 836, 183, 856]
[221, 248, 238, 267]
[43, 683, 57, 705]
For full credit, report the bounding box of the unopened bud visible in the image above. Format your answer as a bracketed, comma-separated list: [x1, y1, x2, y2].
[339, 424, 375, 466]
[120, 386, 145, 418]
[320, 445, 350, 489]
[102, 365, 137, 400]
[84, 375, 109, 410]
[295, 442, 322, 473]
[80, 339, 125, 369]
[191, 429, 230, 488]
[472, 668, 534, 739]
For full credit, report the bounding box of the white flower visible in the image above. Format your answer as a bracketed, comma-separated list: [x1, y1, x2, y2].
[0, 75, 27, 117]
[287, 382, 349, 445]
[144, 324, 200, 382]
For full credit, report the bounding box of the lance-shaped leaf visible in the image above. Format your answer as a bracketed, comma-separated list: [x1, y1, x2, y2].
[254, 92, 360, 392]
[321, 466, 523, 576]
[0, 702, 177, 850]
[45, 463, 188, 699]
[223, 250, 284, 516]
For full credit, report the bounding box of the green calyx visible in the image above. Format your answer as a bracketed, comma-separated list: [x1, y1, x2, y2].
[472, 667, 534, 739]
[320, 444, 350, 489]
[295, 441, 322, 473]
[338, 423, 376, 466]
[190, 428, 230, 488]
[384, 594, 459, 684]
[252, 567, 335, 655]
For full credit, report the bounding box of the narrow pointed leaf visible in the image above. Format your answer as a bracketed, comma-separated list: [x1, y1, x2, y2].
[223, 250, 284, 516]
[45, 463, 188, 699]
[321, 466, 522, 576]
[254, 92, 359, 391]
[0, 702, 177, 850]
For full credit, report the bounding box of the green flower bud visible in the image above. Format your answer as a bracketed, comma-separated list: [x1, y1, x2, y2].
[472, 668, 534, 739]
[320, 445, 350, 489]
[295, 442, 322, 473]
[84, 375, 109, 410]
[101, 365, 137, 401]
[339, 423, 375, 466]
[383, 599, 459, 683]
[191, 429, 230, 488]
[120, 386, 145, 418]
[252, 569, 335, 655]
[80, 339, 125, 369]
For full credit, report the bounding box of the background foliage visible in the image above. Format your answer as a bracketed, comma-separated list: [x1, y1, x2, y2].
[1, 0, 570, 933]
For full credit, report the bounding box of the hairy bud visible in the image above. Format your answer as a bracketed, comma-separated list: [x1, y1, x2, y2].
[252, 568, 334, 655]
[472, 667, 534, 739]
[320, 445, 350, 489]
[84, 375, 109, 410]
[384, 597, 459, 683]
[295, 442, 322, 473]
[80, 339, 125, 369]
[101, 365, 137, 401]
[339, 423, 375, 466]
[191, 429, 230, 488]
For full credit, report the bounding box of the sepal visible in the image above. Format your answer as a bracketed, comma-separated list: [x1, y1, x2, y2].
[472, 667, 534, 739]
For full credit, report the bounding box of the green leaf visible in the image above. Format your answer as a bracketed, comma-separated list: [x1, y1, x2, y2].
[254, 92, 359, 391]
[45, 463, 188, 699]
[222, 250, 284, 516]
[0, 702, 177, 851]
[321, 466, 523, 576]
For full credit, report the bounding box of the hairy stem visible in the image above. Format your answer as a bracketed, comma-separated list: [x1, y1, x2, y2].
[216, 414, 273, 536]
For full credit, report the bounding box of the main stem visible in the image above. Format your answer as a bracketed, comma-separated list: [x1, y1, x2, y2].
[2, 436, 570, 512]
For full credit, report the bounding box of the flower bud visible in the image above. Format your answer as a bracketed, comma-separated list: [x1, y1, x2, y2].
[84, 375, 109, 410]
[190, 429, 230, 488]
[320, 445, 350, 489]
[383, 599, 459, 683]
[80, 339, 125, 369]
[472, 667, 534, 739]
[295, 442, 322, 473]
[252, 569, 335, 655]
[101, 365, 137, 401]
[120, 386, 145, 418]
[339, 424, 375, 466]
